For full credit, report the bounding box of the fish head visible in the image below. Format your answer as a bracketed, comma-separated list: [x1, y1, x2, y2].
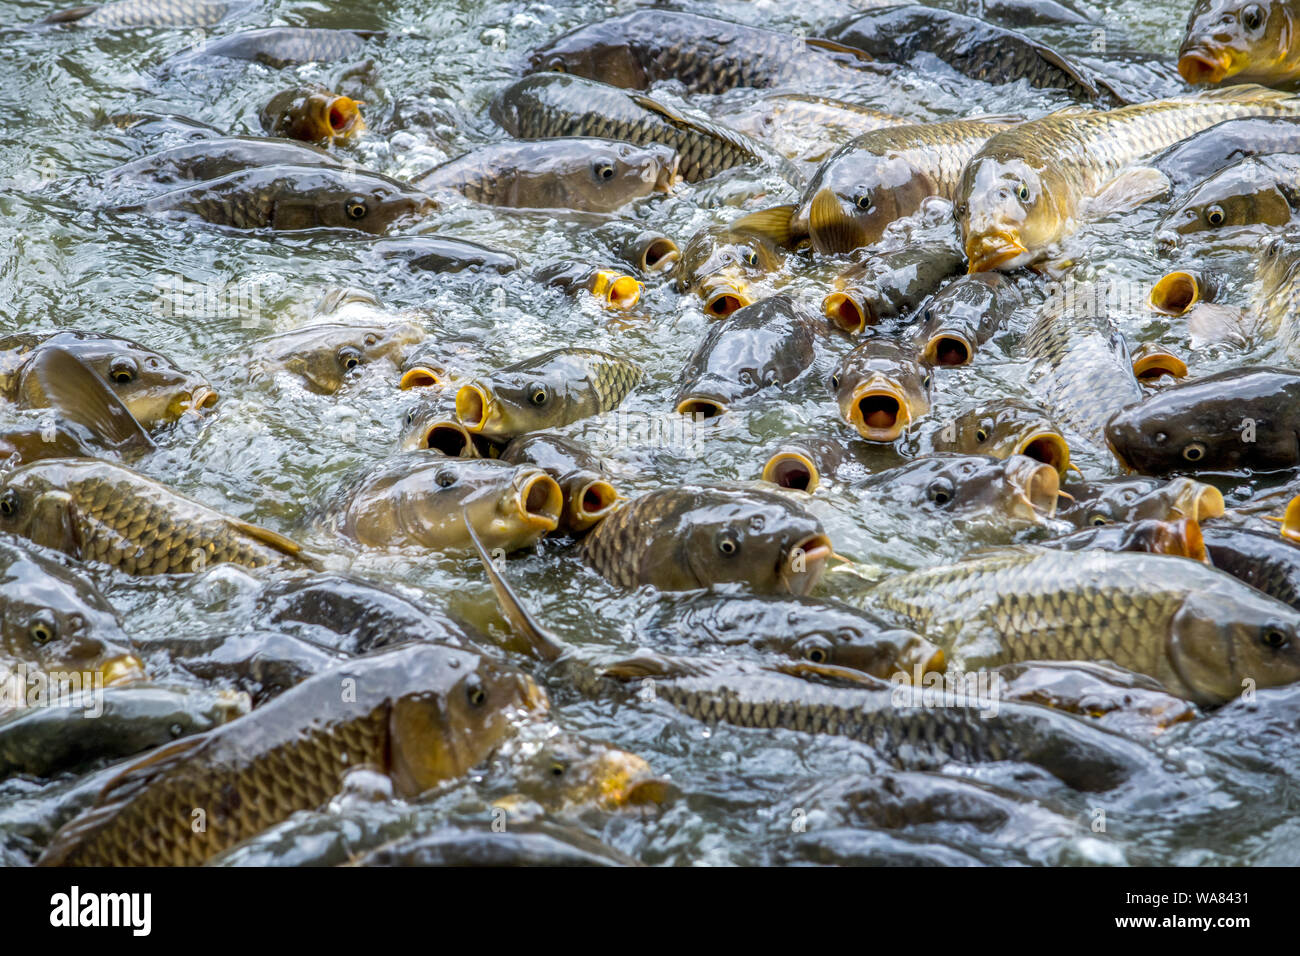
[671, 489, 831, 594]
[833, 341, 930, 442]
[0, 463, 84, 556]
[786, 614, 943, 681]
[674, 226, 782, 316]
[943, 402, 1071, 477]
[526, 25, 650, 88]
[263, 85, 365, 144]
[557, 470, 621, 532]
[1157, 163, 1294, 242]
[579, 141, 680, 205]
[804, 153, 933, 254]
[301, 172, 437, 234]
[762, 446, 823, 493]
[456, 365, 577, 438]
[267, 321, 425, 394]
[958, 157, 1064, 273]
[1168, 585, 1300, 705]
[1064, 477, 1225, 527]
[26, 334, 217, 427]
[1178, 0, 1300, 85]
[399, 397, 487, 457]
[872, 454, 1057, 522]
[388, 646, 548, 795]
[501, 732, 670, 812]
[1104, 382, 1260, 475]
[675, 313, 804, 417]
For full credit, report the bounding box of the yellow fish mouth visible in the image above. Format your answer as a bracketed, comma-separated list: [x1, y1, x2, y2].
[848, 383, 911, 442]
[639, 237, 680, 273]
[455, 382, 494, 432]
[1148, 271, 1206, 316]
[588, 270, 642, 310]
[420, 420, 478, 457]
[782, 533, 833, 595]
[1005, 456, 1061, 519]
[572, 478, 620, 527]
[922, 331, 974, 367]
[100, 653, 146, 687]
[675, 396, 726, 419]
[514, 472, 563, 531]
[182, 385, 219, 415]
[1015, 431, 1072, 478]
[1177, 48, 1234, 84]
[1132, 348, 1189, 384]
[700, 279, 753, 318]
[967, 233, 1029, 273]
[321, 94, 365, 140]
[823, 289, 872, 334]
[762, 451, 819, 493]
[399, 365, 447, 389]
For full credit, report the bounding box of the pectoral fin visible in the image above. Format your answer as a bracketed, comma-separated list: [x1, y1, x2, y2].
[1082, 167, 1171, 219]
[26, 346, 154, 453]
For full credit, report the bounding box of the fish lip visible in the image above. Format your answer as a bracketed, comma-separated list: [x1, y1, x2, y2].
[808, 188, 866, 254]
[1172, 479, 1225, 522]
[1132, 349, 1189, 383]
[99, 653, 146, 687]
[1173, 516, 1208, 562]
[422, 420, 476, 457]
[966, 234, 1028, 273]
[185, 385, 219, 414]
[848, 382, 909, 442]
[762, 451, 819, 493]
[675, 396, 726, 419]
[1005, 455, 1060, 518]
[823, 289, 871, 334]
[1177, 48, 1231, 84]
[326, 95, 364, 138]
[455, 382, 492, 432]
[654, 154, 683, 193]
[399, 365, 446, 389]
[1149, 271, 1202, 316]
[701, 281, 753, 318]
[573, 478, 619, 525]
[515, 472, 562, 531]
[615, 775, 677, 808]
[782, 532, 833, 595]
[589, 270, 642, 310]
[1015, 431, 1071, 478]
[922, 331, 975, 367]
[639, 237, 680, 273]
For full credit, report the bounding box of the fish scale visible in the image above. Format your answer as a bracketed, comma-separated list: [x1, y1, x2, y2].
[45, 0, 233, 26]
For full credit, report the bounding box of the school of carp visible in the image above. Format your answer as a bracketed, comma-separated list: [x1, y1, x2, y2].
[2, 0, 1300, 867]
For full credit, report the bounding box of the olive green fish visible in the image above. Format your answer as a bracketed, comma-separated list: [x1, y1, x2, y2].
[499, 433, 620, 534]
[929, 400, 1072, 476]
[42, 0, 238, 26]
[1157, 153, 1300, 244]
[1179, 0, 1300, 86]
[252, 321, 425, 394]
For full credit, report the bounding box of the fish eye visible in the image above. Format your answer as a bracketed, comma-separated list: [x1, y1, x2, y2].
[805, 646, 828, 663]
[109, 356, 138, 385]
[28, 611, 57, 645]
[716, 530, 740, 556]
[975, 427, 990, 443]
[345, 198, 368, 220]
[337, 346, 362, 371]
[528, 383, 549, 406]
[922, 374, 932, 391]
[1205, 205, 1226, 227]
[738, 370, 755, 386]
[0, 488, 17, 517]
[435, 469, 456, 488]
[740, 246, 759, 267]
[1262, 627, 1290, 649]
[404, 408, 416, 425]
[363, 333, 378, 347]
[466, 680, 486, 707]
[853, 193, 871, 212]
[1242, 4, 1265, 30]
[1182, 441, 1207, 461]
[1017, 184, 1030, 202]
[549, 760, 567, 777]
[1090, 513, 1111, 526]
[927, 479, 955, 506]
[550, 60, 567, 73]
[954, 202, 968, 218]
[830, 373, 841, 390]
[593, 160, 616, 181]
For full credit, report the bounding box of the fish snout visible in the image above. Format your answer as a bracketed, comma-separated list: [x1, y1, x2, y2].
[1132, 344, 1189, 384]
[326, 95, 364, 139]
[399, 363, 448, 389]
[570, 477, 620, 529]
[512, 469, 563, 531]
[966, 230, 1029, 273]
[184, 384, 219, 415]
[420, 420, 479, 457]
[847, 379, 911, 442]
[699, 276, 753, 318]
[921, 328, 975, 367]
[455, 382, 493, 432]
[588, 270, 643, 310]
[99, 652, 146, 687]
[762, 450, 820, 493]
[1177, 48, 1232, 84]
[808, 188, 868, 254]
[1170, 478, 1225, 522]
[1004, 454, 1060, 518]
[675, 396, 727, 419]
[1015, 430, 1072, 477]
[783, 532, 833, 595]
[823, 288, 873, 334]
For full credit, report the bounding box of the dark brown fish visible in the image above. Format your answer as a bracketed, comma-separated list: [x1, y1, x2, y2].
[832, 338, 931, 443]
[910, 272, 1023, 367]
[499, 433, 620, 533]
[260, 85, 366, 145]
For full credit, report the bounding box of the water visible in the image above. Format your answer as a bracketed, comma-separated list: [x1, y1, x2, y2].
[1, 0, 1297, 866]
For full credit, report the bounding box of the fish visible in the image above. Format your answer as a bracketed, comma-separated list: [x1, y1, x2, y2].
[489, 732, 669, 813]
[42, 0, 240, 26]
[832, 338, 931, 443]
[641, 592, 942, 679]
[1251, 230, 1300, 358]
[797, 117, 1020, 254]
[0, 538, 141, 688]
[0, 459, 316, 575]
[414, 138, 678, 213]
[673, 210, 791, 317]
[524, 10, 884, 94]
[352, 821, 640, 867]
[0, 330, 216, 430]
[589, 222, 680, 274]
[715, 94, 908, 167]
[911, 273, 1023, 369]
[822, 237, 966, 334]
[1148, 269, 1224, 315]
[956, 86, 1300, 272]
[104, 111, 224, 144]
[861, 547, 1300, 705]
[1152, 116, 1300, 188]
[399, 395, 496, 458]
[260, 85, 365, 145]
[531, 261, 643, 311]
[582, 485, 832, 594]
[115, 163, 436, 234]
[1178, 0, 1300, 86]
[490, 74, 797, 185]
[37, 644, 547, 865]
[326, 452, 563, 553]
[98, 137, 346, 190]
[1057, 476, 1226, 528]
[499, 433, 620, 534]
[827, 5, 1121, 101]
[1105, 367, 1300, 474]
[173, 27, 382, 67]
[1040, 516, 1210, 561]
[852, 454, 1060, 524]
[761, 435, 853, 493]
[251, 321, 426, 394]
[929, 400, 1072, 477]
[364, 235, 520, 275]
[1156, 153, 1300, 244]
[455, 348, 641, 440]
[0, 685, 249, 780]
[1024, 293, 1143, 444]
[673, 296, 818, 418]
[1202, 524, 1300, 609]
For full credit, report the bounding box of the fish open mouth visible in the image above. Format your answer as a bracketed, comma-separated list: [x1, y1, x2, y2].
[589, 270, 642, 310]
[455, 382, 493, 432]
[422, 420, 477, 457]
[574, 478, 620, 526]
[185, 386, 219, 413]
[1015, 431, 1071, 477]
[99, 653, 146, 687]
[327, 95, 364, 138]
[515, 472, 563, 530]
[966, 233, 1028, 274]
[399, 365, 446, 389]
[922, 331, 974, 367]
[701, 280, 753, 318]
[849, 384, 910, 442]
[762, 451, 819, 493]
[782, 532, 833, 595]
[822, 289, 873, 334]
[675, 397, 726, 419]
[1177, 48, 1232, 84]
[1148, 271, 1205, 315]
[1005, 456, 1060, 518]
[655, 155, 683, 194]
[910, 641, 946, 677]
[639, 237, 680, 273]
[1159, 516, 1208, 562]
[1132, 348, 1189, 383]
[1171, 479, 1225, 522]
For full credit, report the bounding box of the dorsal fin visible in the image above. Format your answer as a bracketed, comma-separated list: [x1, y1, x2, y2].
[465, 515, 568, 662]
